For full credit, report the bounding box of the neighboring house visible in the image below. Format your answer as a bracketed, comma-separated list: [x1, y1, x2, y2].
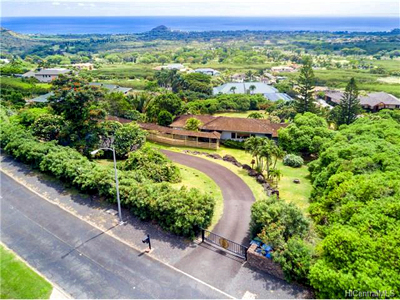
[170, 115, 287, 141]
[33, 68, 71, 83]
[89, 83, 132, 94]
[21, 70, 36, 79]
[325, 90, 400, 111]
[194, 68, 220, 76]
[212, 82, 292, 101]
[230, 73, 246, 82]
[360, 92, 400, 111]
[28, 92, 54, 103]
[324, 90, 344, 105]
[271, 66, 295, 73]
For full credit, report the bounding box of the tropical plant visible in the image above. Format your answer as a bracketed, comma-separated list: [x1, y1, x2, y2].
[184, 117, 203, 131]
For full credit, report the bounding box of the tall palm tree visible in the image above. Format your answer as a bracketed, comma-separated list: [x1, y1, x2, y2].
[229, 86, 237, 94]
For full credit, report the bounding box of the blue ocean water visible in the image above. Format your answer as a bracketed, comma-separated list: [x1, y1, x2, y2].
[1, 16, 399, 34]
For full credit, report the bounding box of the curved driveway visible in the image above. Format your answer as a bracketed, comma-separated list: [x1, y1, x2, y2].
[162, 150, 255, 245]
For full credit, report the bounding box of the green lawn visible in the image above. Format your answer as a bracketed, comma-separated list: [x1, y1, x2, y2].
[0, 245, 53, 299]
[146, 141, 312, 210]
[171, 163, 223, 230]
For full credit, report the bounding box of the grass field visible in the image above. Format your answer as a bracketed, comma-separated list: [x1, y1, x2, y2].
[146, 141, 312, 211]
[0, 245, 53, 299]
[0, 76, 51, 91]
[88, 63, 155, 80]
[171, 163, 223, 230]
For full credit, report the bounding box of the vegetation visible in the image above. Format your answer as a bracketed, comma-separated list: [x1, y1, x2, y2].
[307, 110, 400, 298]
[329, 77, 361, 126]
[295, 57, 316, 113]
[184, 117, 202, 131]
[283, 154, 304, 168]
[0, 245, 53, 299]
[278, 112, 335, 157]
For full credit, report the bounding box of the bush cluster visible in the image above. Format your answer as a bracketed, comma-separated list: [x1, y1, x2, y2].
[1, 122, 214, 237]
[250, 197, 312, 284]
[122, 145, 181, 183]
[307, 110, 400, 298]
[282, 154, 304, 168]
[220, 139, 245, 149]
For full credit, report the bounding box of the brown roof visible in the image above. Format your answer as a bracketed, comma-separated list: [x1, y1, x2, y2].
[170, 115, 217, 128]
[170, 115, 287, 138]
[106, 115, 133, 124]
[325, 90, 344, 104]
[360, 92, 400, 107]
[139, 122, 221, 139]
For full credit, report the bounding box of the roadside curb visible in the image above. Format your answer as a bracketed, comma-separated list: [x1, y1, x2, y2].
[0, 242, 72, 299]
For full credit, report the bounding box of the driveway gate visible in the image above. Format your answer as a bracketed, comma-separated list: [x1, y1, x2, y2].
[201, 229, 248, 260]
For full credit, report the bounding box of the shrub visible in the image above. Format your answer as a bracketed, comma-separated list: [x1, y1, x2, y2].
[122, 145, 181, 183]
[220, 139, 245, 149]
[31, 114, 65, 141]
[273, 238, 313, 284]
[114, 123, 147, 158]
[18, 107, 52, 127]
[283, 154, 304, 168]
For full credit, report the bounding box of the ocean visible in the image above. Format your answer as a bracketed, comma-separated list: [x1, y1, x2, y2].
[1, 16, 398, 34]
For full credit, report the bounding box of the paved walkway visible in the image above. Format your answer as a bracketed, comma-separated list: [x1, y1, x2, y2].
[0, 154, 308, 299]
[162, 150, 255, 245]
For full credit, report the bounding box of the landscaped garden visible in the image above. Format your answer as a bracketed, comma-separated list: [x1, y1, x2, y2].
[0, 245, 53, 299]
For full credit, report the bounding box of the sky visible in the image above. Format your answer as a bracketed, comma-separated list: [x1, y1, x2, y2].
[1, 0, 399, 17]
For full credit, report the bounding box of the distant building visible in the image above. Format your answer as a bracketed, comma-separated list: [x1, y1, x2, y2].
[324, 90, 344, 105]
[166, 63, 185, 70]
[170, 115, 287, 141]
[271, 66, 295, 73]
[325, 90, 400, 111]
[194, 68, 220, 76]
[35, 68, 70, 83]
[360, 92, 400, 111]
[89, 83, 132, 94]
[212, 82, 292, 101]
[230, 73, 246, 82]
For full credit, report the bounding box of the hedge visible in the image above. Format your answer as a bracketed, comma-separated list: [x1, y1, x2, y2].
[1, 122, 214, 237]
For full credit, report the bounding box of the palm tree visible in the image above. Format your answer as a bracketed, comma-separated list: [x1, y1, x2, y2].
[246, 70, 254, 81]
[249, 85, 256, 95]
[229, 86, 237, 94]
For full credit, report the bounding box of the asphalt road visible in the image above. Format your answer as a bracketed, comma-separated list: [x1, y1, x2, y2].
[162, 150, 255, 245]
[0, 172, 230, 299]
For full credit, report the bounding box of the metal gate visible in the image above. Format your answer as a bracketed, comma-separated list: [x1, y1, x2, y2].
[201, 229, 248, 260]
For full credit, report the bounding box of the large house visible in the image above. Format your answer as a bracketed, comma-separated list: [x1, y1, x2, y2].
[325, 90, 400, 111]
[170, 115, 287, 141]
[213, 82, 292, 101]
[23, 68, 71, 83]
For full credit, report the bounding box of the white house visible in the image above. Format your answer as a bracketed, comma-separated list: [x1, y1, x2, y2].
[23, 68, 71, 83]
[194, 68, 220, 76]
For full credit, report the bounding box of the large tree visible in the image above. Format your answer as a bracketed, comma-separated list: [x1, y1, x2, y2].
[333, 77, 361, 126]
[295, 57, 316, 113]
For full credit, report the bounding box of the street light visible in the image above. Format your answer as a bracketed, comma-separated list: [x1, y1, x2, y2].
[91, 147, 124, 225]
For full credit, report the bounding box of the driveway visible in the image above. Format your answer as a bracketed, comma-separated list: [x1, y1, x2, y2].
[162, 150, 255, 245]
[0, 172, 229, 299]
